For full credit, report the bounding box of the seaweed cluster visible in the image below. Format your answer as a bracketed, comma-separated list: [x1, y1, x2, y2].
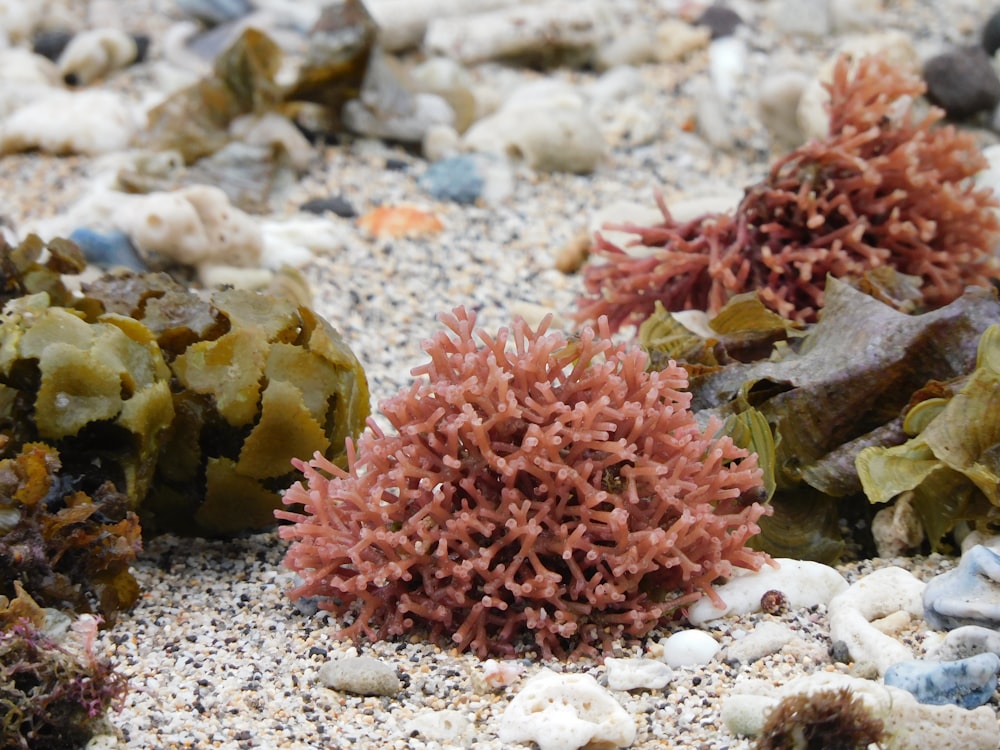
[755, 687, 885, 750]
[576, 53, 1000, 329]
[0, 234, 370, 537]
[279, 307, 770, 658]
[0, 590, 126, 750]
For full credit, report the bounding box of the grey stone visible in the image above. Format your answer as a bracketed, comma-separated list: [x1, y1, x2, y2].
[319, 656, 402, 697]
[924, 545, 1000, 630]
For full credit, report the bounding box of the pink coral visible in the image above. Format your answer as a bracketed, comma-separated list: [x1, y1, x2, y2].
[576, 53, 1000, 329]
[278, 307, 770, 658]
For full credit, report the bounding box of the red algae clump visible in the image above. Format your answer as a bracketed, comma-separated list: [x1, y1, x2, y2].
[278, 307, 770, 658]
[576, 53, 1000, 329]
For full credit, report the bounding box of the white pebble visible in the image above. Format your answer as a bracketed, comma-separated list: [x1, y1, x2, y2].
[659, 630, 720, 667]
[604, 657, 673, 691]
[57, 28, 137, 85]
[725, 622, 797, 664]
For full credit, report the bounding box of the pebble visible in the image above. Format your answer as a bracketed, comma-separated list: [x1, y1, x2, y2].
[928, 625, 1000, 662]
[409, 55, 477, 133]
[687, 559, 848, 625]
[659, 630, 721, 667]
[57, 28, 138, 85]
[724, 621, 797, 665]
[884, 652, 1000, 709]
[828, 566, 925, 677]
[653, 18, 710, 64]
[923, 544, 1000, 630]
[318, 655, 402, 697]
[175, 0, 252, 26]
[404, 708, 474, 744]
[695, 4, 743, 39]
[871, 492, 925, 558]
[604, 657, 673, 691]
[68, 227, 147, 271]
[923, 46, 1000, 120]
[299, 194, 358, 218]
[418, 154, 485, 204]
[983, 8, 1000, 56]
[498, 669, 636, 750]
[770, 0, 830, 37]
[757, 70, 810, 150]
[463, 81, 605, 173]
[32, 30, 74, 62]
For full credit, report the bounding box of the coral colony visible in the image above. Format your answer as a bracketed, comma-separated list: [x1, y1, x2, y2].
[576, 53, 1000, 330]
[279, 308, 770, 658]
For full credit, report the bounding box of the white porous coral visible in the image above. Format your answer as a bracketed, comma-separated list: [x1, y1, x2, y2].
[498, 669, 636, 750]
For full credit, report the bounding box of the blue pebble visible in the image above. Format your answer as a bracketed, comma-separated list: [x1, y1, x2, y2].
[69, 228, 147, 271]
[418, 155, 485, 205]
[924, 544, 1000, 630]
[884, 652, 1000, 709]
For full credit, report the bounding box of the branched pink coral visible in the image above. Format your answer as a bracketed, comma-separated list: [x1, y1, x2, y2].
[576, 53, 1000, 329]
[278, 307, 770, 659]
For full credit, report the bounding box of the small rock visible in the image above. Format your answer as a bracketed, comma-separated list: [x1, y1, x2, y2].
[498, 669, 636, 750]
[770, 0, 830, 37]
[593, 24, 655, 70]
[405, 709, 473, 744]
[57, 28, 138, 85]
[653, 19, 710, 64]
[409, 56, 477, 133]
[175, 0, 253, 26]
[419, 154, 485, 204]
[69, 228, 146, 271]
[828, 566, 924, 676]
[554, 229, 591, 274]
[463, 83, 605, 173]
[884, 653, 1000, 709]
[318, 655, 402, 697]
[300, 195, 357, 218]
[421, 122, 461, 161]
[725, 622, 796, 665]
[604, 657, 673, 691]
[871, 493, 925, 558]
[695, 4, 743, 39]
[924, 544, 1000, 630]
[983, 8, 1000, 57]
[687, 559, 847, 625]
[33, 30, 74, 62]
[923, 46, 1000, 120]
[343, 52, 455, 145]
[757, 70, 810, 150]
[659, 630, 720, 667]
[928, 625, 1000, 662]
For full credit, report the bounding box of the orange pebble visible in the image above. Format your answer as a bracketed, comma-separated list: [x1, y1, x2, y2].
[357, 205, 444, 238]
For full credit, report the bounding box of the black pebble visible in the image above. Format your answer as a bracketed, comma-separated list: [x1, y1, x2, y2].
[983, 9, 1000, 56]
[695, 4, 743, 39]
[924, 46, 1000, 119]
[829, 639, 852, 663]
[300, 194, 358, 218]
[385, 157, 409, 172]
[33, 30, 74, 61]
